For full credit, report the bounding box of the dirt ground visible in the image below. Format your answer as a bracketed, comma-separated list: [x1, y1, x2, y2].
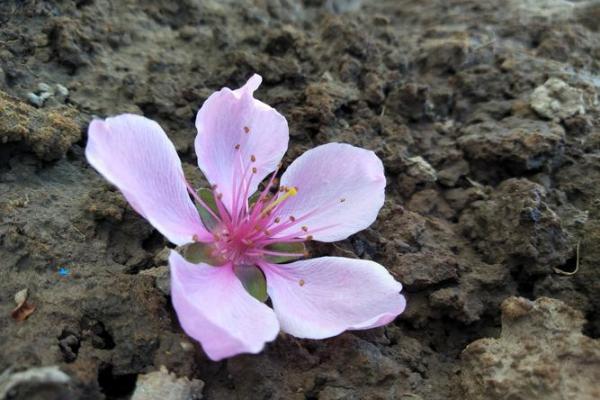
[1, 0, 600, 399]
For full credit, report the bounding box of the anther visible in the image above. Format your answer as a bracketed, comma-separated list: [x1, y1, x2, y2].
[217, 193, 223, 200]
[301, 226, 308, 232]
[252, 167, 257, 173]
[251, 154, 256, 162]
[299, 279, 305, 287]
[289, 216, 296, 222]
[274, 217, 281, 223]
[260, 187, 298, 217]
[264, 229, 272, 236]
[234, 144, 240, 150]
[340, 198, 346, 203]
[306, 235, 313, 241]
[211, 184, 218, 190]
[244, 126, 250, 133]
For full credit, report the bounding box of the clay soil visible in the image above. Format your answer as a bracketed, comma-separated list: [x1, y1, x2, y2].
[1, 1, 600, 399]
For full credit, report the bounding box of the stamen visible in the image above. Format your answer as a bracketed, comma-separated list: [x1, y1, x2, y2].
[251, 155, 256, 162]
[261, 187, 298, 217]
[340, 198, 346, 203]
[305, 235, 313, 241]
[185, 180, 222, 224]
[244, 126, 250, 133]
[301, 226, 308, 232]
[289, 216, 296, 222]
[252, 167, 257, 173]
[299, 279, 305, 287]
[235, 144, 240, 150]
[274, 217, 281, 223]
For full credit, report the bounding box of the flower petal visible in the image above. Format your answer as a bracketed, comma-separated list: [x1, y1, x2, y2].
[195, 74, 289, 214]
[262, 257, 405, 338]
[275, 143, 386, 242]
[86, 114, 209, 245]
[169, 251, 279, 361]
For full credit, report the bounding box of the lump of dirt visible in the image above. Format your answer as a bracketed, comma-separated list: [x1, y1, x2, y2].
[0, 91, 80, 161]
[458, 116, 565, 175]
[461, 296, 600, 400]
[530, 78, 586, 121]
[459, 178, 570, 275]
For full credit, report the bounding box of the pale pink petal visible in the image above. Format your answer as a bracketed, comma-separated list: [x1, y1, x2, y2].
[86, 114, 209, 245]
[262, 257, 405, 338]
[169, 251, 279, 361]
[195, 74, 289, 214]
[275, 143, 385, 242]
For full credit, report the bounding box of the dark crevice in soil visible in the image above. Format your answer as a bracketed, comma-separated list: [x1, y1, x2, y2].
[97, 364, 137, 400]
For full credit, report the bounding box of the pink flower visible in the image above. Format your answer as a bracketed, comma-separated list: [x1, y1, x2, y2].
[86, 74, 406, 361]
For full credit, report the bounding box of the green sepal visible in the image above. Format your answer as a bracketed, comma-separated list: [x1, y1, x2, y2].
[234, 264, 268, 302]
[264, 242, 306, 264]
[248, 191, 261, 207]
[178, 242, 224, 266]
[196, 188, 219, 231]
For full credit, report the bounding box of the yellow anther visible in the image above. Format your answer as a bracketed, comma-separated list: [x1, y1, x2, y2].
[260, 187, 298, 217]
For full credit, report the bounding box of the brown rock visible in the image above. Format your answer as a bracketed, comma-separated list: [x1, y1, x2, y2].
[462, 297, 600, 400]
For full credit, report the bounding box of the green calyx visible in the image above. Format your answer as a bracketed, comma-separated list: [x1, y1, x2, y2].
[178, 242, 225, 266]
[196, 188, 220, 231]
[264, 242, 307, 263]
[234, 264, 268, 302]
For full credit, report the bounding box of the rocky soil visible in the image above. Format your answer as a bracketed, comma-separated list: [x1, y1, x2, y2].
[1, 0, 600, 399]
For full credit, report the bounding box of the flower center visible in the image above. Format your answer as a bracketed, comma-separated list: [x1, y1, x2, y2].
[186, 146, 341, 266]
[207, 185, 301, 265]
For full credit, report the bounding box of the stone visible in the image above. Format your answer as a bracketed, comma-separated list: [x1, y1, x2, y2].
[530, 78, 585, 121]
[461, 297, 600, 400]
[131, 366, 204, 400]
[405, 156, 437, 183]
[0, 366, 71, 400]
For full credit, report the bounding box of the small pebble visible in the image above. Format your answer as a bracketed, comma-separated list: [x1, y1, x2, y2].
[38, 82, 54, 93]
[26, 92, 44, 107]
[39, 91, 53, 101]
[55, 84, 69, 97]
